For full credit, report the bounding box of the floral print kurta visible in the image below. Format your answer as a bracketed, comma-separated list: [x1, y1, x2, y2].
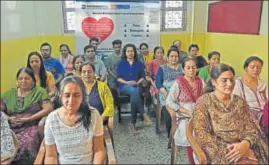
[193, 93, 268, 164]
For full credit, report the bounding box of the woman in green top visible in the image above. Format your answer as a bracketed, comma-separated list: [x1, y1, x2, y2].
[198, 51, 221, 82]
[1, 67, 53, 164]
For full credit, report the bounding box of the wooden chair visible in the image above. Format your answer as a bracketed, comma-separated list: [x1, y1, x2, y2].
[1, 131, 19, 165]
[170, 118, 207, 164]
[186, 119, 207, 164]
[34, 125, 116, 164]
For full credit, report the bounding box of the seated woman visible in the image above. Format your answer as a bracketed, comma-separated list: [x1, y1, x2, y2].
[147, 46, 166, 105]
[68, 55, 85, 77]
[80, 62, 114, 124]
[58, 44, 73, 76]
[261, 103, 268, 138]
[44, 75, 105, 164]
[198, 51, 221, 82]
[1, 67, 53, 164]
[155, 47, 183, 144]
[117, 43, 152, 133]
[188, 44, 208, 74]
[138, 43, 154, 67]
[233, 56, 268, 122]
[27, 51, 56, 97]
[193, 63, 268, 164]
[166, 57, 205, 164]
[1, 111, 16, 163]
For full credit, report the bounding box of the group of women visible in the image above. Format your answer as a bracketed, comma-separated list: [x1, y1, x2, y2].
[0, 40, 268, 164]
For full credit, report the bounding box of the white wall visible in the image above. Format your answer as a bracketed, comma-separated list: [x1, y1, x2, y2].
[1, 1, 64, 41]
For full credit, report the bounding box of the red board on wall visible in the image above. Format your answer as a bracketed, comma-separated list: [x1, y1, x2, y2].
[207, 1, 263, 35]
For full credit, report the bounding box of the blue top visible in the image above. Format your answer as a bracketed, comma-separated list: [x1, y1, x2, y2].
[88, 83, 104, 115]
[116, 60, 145, 89]
[43, 57, 65, 80]
[155, 64, 183, 106]
[155, 64, 183, 90]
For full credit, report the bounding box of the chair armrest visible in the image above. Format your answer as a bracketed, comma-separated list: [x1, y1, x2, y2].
[108, 116, 114, 130]
[186, 120, 207, 164]
[103, 126, 116, 164]
[38, 117, 47, 138]
[34, 140, 46, 165]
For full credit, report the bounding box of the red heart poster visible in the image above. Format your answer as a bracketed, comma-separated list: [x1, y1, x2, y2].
[81, 17, 114, 43]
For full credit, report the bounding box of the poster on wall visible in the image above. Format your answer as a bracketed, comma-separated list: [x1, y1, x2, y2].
[75, 0, 160, 55]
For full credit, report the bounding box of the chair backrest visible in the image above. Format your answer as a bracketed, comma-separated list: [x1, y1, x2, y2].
[186, 119, 207, 164]
[1, 131, 19, 165]
[34, 126, 116, 164]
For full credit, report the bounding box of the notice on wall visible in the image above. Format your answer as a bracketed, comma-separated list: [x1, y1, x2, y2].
[75, 0, 160, 55]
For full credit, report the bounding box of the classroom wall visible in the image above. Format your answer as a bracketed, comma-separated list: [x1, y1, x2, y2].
[204, 1, 268, 82]
[1, 1, 268, 93]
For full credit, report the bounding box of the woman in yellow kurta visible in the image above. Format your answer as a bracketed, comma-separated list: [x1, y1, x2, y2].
[27, 51, 56, 97]
[193, 63, 268, 164]
[80, 62, 114, 123]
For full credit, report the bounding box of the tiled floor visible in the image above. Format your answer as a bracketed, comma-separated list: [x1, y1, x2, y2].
[112, 105, 189, 164]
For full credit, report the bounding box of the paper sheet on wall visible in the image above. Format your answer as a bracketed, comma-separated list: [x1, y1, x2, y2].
[75, 1, 161, 55]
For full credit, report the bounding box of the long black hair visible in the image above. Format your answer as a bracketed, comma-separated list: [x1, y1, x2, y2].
[207, 63, 235, 93]
[121, 43, 139, 61]
[59, 75, 92, 131]
[16, 67, 37, 88]
[27, 51, 47, 88]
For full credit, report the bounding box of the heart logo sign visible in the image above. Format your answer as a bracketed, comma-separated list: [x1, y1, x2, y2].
[81, 17, 114, 43]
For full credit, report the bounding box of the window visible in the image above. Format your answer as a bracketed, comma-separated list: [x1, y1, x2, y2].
[62, 1, 75, 33]
[62, 1, 187, 33]
[161, 1, 187, 32]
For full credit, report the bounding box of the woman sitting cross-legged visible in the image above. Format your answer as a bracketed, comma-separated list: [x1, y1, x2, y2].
[44, 76, 105, 164]
[166, 57, 205, 164]
[1, 67, 53, 164]
[80, 62, 114, 125]
[27, 51, 56, 97]
[193, 63, 268, 164]
[116, 43, 152, 134]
